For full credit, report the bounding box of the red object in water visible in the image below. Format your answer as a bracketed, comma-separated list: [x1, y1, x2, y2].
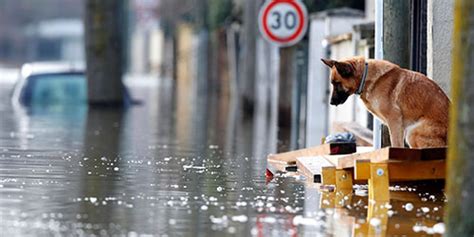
[265, 168, 274, 183]
[266, 169, 274, 178]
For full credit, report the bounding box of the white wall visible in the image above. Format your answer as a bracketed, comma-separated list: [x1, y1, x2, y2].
[328, 40, 356, 133]
[365, 0, 375, 20]
[306, 16, 365, 147]
[130, 29, 148, 74]
[149, 29, 164, 74]
[427, 0, 454, 94]
[306, 19, 327, 146]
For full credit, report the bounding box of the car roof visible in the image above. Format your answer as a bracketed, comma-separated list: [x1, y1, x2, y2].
[20, 61, 85, 78]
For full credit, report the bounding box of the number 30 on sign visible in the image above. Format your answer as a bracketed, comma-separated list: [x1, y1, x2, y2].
[258, 0, 308, 47]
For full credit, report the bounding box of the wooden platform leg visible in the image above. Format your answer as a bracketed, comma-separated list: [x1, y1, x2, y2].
[319, 191, 335, 209]
[335, 169, 353, 190]
[321, 167, 336, 185]
[334, 169, 353, 207]
[367, 201, 389, 237]
[368, 163, 389, 202]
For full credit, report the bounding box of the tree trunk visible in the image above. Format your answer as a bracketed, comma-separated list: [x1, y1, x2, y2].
[446, 1, 474, 235]
[84, 0, 126, 106]
[239, 0, 261, 113]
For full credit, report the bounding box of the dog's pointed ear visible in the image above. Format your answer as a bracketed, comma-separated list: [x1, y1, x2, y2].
[321, 58, 335, 68]
[334, 61, 354, 78]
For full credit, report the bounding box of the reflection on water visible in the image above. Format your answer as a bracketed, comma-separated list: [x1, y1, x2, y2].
[0, 79, 304, 236]
[0, 79, 445, 236]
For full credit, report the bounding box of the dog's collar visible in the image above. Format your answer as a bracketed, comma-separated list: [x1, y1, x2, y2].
[355, 62, 369, 95]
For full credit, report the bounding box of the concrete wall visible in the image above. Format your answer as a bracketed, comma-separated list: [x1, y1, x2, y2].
[306, 15, 365, 147]
[306, 19, 327, 147]
[427, 0, 454, 94]
[328, 40, 357, 132]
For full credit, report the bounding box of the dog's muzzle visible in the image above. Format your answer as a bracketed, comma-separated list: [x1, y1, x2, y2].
[330, 89, 350, 106]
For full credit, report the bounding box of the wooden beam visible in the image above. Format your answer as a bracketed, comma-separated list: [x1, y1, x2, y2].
[388, 160, 445, 181]
[267, 143, 356, 172]
[355, 159, 446, 181]
[354, 147, 447, 163]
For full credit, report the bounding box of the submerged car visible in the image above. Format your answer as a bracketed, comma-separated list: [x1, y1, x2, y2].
[11, 62, 133, 107]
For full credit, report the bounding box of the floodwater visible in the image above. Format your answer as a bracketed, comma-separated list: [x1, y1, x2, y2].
[0, 78, 445, 237]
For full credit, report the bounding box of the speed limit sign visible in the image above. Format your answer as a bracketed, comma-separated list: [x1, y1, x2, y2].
[258, 0, 308, 47]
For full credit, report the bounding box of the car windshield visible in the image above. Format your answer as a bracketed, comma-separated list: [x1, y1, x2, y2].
[21, 73, 87, 106]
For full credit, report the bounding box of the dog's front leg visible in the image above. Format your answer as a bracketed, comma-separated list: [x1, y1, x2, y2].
[387, 118, 405, 147]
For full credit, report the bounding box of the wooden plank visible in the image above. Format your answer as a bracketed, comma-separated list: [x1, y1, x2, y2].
[355, 159, 446, 181]
[420, 147, 447, 160]
[267, 143, 356, 172]
[365, 147, 420, 163]
[320, 154, 353, 169]
[320, 147, 374, 169]
[296, 156, 334, 183]
[355, 147, 447, 163]
[388, 160, 445, 181]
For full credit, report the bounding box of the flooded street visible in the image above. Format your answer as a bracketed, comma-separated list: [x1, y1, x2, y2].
[0, 78, 447, 236]
[0, 0, 470, 235]
[0, 79, 309, 236]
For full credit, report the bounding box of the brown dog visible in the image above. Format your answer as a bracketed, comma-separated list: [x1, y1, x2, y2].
[321, 56, 449, 148]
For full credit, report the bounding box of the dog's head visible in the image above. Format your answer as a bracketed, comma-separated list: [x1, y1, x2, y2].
[321, 58, 362, 106]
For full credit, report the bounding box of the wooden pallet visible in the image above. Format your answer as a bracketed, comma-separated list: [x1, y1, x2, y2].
[266, 143, 356, 174]
[296, 147, 373, 186]
[352, 147, 446, 202]
[296, 146, 446, 202]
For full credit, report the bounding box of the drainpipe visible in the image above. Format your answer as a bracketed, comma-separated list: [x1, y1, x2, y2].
[373, 0, 383, 149]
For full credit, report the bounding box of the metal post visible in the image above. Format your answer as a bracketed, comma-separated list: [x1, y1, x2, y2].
[373, 0, 383, 149]
[290, 41, 308, 150]
[374, 0, 411, 148]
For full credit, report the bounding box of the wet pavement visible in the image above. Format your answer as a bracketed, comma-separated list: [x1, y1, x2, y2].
[0, 78, 445, 236]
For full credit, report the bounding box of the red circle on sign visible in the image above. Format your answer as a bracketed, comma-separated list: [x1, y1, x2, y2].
[259, 0, 307, 45]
